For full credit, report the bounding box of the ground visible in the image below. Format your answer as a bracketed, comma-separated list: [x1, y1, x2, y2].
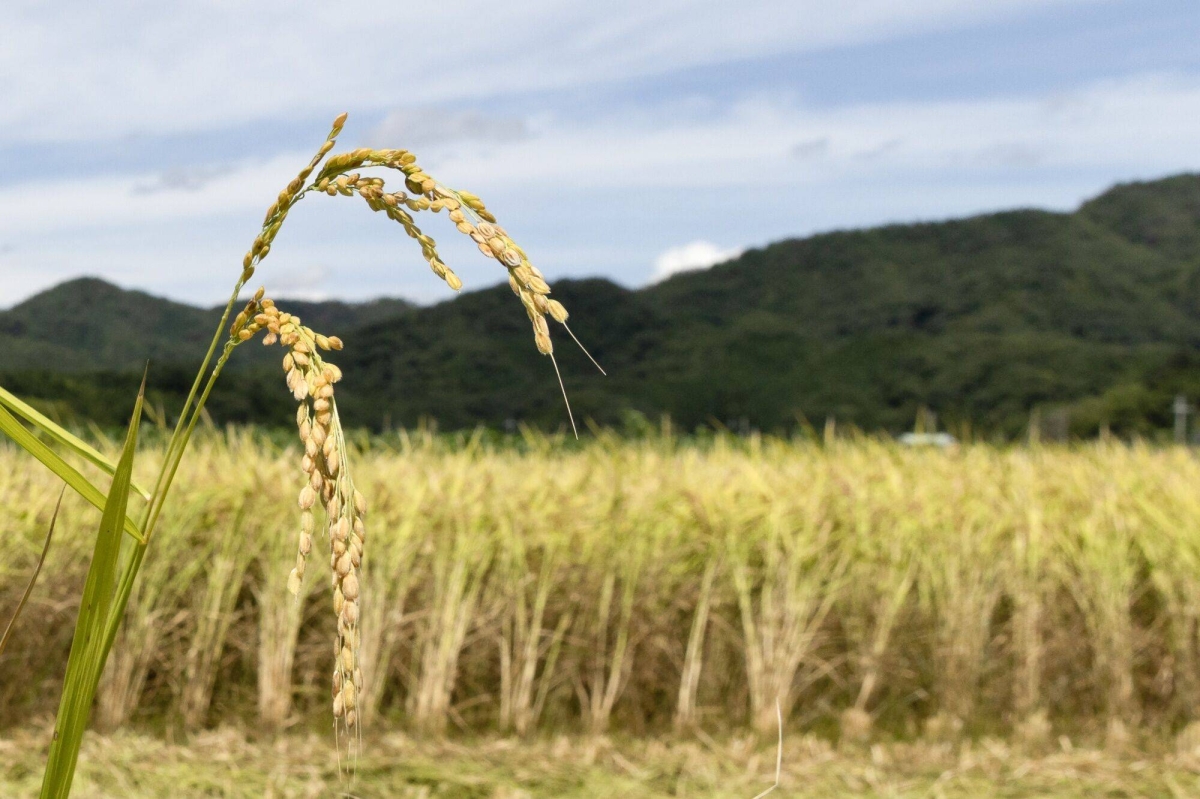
[3, 727, 1200, 798]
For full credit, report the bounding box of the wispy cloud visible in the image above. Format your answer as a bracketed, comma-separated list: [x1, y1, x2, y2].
[4, 73, 1200, 252]
[0, 1, 1092, 144]
[369, 109, 531, 149]
[131, 163, 238, 194]
[0, 0, 1188, 306]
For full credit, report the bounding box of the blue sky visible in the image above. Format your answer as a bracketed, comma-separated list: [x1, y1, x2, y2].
[3, 1, 1200, 307]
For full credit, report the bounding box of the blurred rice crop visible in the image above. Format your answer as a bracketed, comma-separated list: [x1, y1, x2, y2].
[4, 430, 1200, 748]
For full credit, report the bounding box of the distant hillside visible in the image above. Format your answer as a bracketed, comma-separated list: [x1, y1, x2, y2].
[0, 278, 412, 372]
[8, 174, 1200, 437]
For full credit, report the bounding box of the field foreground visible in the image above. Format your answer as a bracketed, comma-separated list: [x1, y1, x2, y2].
[4, 726, 1200, 798]
[9, 434, 1200, 794]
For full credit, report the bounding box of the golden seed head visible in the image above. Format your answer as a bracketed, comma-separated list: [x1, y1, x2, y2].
[547, 299, 569, 323]
[298, 485, 316, 510]
[341, 573, 360, 601]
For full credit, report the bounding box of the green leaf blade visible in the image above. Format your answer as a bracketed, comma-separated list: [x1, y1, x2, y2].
[0, 402, 144, 543]
[40, 384, 144, 799]
[0, 384, 152, 500]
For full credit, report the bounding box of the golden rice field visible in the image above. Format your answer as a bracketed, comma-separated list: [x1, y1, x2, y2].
[6, 432, 1200, 795]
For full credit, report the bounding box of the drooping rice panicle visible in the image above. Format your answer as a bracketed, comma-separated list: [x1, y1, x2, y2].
[230, 293, 366, 740]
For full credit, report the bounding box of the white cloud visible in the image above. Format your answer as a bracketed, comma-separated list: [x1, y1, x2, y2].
[7, 73, 1200, 237]
[0, 1, 1093, 144]
[653, 241, 745, 281]
[9, 67, 1200, 305]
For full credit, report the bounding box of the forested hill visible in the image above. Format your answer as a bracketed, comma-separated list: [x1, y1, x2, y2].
[7, 174, 1200, 437]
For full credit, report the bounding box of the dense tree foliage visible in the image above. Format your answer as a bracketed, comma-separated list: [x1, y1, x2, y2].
[8, 174, 1200, 437]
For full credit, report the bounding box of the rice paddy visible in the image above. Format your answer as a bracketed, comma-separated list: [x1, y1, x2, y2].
[5, 432, 1200, 763]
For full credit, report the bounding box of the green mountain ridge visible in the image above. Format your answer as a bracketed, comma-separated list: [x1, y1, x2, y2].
[0, 278, 412, 372]
[8, 173, 1200, 437]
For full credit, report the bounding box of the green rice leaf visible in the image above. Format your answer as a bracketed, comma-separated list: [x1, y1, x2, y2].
[0, 384, 151, 500]
[0, 402, 144, 543]
[40, 382, 144, 799]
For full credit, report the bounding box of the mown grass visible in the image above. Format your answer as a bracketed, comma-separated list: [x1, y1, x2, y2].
[5, 432, 1200, 751]
[3, 725, 1200, 798]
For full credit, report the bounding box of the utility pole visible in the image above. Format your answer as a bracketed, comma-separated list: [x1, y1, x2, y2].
[1174, 394, 1191, 444]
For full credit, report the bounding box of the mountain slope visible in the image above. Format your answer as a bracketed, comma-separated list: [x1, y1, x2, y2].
[8, 174, 1200, 435]
[338, 177, 1200, 434]
[0, 278, 411, 372]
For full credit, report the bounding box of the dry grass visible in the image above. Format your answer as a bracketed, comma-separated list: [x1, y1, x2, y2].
[6, 433, 1200, 749]
[3, 724, 1200, 798]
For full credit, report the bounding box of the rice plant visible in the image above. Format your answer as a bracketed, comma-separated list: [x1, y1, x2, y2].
[0, 113, 577, 797]
[13, 427, 1200, 772]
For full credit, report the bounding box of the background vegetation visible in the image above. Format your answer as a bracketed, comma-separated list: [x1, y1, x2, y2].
[9, 174, 1200, 438]
[6, 432, 1200, 749]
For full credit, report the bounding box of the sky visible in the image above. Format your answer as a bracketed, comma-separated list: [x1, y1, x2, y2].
[3, 1, 1200, 307]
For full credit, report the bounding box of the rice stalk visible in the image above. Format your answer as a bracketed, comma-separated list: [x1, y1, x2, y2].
[1054, 448, 1142, 748]
[357, 482, 425, 727]
[177, 441, 262, 728]
[95, 496, 203, 731]
[408, 455, 495, 735]
[494, 513, 572, 736]
[732, 500, 843, 736]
